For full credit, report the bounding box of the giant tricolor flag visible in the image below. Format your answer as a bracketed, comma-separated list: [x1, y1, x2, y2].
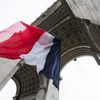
[0, 21, 61, 89]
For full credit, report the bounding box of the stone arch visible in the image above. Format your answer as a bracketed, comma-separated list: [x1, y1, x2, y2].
[61, 46, 94, 70]
[12, 63, 47, 100]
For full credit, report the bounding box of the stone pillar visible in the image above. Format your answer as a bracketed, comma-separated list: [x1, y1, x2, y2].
[64, 0, 100, 25]
[36, 75, 47, 100]
[0, 58, 20, 90]
[45, 80, 59, 100]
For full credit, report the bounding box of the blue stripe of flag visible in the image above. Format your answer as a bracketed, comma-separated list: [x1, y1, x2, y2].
[39, 38, 61, 90]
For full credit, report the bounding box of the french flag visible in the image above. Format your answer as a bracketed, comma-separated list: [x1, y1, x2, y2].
[0, 21, 61, 89]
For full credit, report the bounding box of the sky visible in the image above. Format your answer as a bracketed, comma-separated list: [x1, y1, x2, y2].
[0, 0, 57, 30]
[0, 0, 100, 100]
[0, 79, 16, 100]
[60, 56, 100, 100]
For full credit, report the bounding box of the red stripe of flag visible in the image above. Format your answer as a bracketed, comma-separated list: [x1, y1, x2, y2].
[0, 22, 45, 59]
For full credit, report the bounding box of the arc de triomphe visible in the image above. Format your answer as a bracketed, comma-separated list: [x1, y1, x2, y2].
[1, 0, 100, 100]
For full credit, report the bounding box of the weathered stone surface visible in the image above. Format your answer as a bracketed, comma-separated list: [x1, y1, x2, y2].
[0, 58, 20, 91]
[66, 0, 100, 25]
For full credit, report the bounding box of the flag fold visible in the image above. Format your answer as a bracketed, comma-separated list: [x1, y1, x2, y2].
[0, 21, 61, 89]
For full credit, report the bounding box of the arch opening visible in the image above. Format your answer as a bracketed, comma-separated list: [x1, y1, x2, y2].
[0, 79, 17, 100]
[60, 56, 100, 100]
